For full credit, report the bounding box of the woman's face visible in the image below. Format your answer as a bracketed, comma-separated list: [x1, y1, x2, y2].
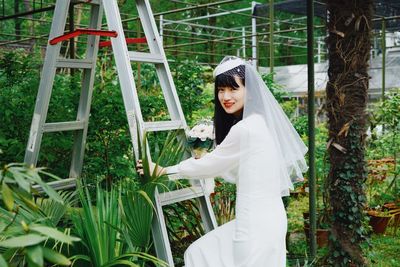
[217, 76, 245, 117]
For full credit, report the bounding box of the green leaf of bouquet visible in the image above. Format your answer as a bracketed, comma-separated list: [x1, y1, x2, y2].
[30, 225, 80, 244]
[26, 245, 43, 267]
[2, 181, 14, 211]
[43, 247, 71, 266]
[0, 234, 46, 248]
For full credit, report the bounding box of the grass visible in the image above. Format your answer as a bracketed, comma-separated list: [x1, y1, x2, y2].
[366, 231, 400, 267]
[286, 195, 400, 266]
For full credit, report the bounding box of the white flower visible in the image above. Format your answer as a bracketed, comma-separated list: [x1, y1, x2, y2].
[189, 123, 214, 140]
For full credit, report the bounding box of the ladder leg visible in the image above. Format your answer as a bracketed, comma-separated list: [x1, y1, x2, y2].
[136, 0, 184, 122]
[152, 189, 175, 266]
[70, 4, 104, 178]
[102, 0, 144, 159]
[24, 0, 71, 166]
[197, 193, 218, 232]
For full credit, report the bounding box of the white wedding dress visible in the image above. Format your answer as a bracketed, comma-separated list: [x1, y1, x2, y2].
[166, 114, 287, 267]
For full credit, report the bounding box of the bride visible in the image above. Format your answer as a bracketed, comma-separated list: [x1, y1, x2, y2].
[140, 56, 307, 267]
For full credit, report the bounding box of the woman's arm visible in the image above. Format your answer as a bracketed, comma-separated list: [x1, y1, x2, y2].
[165, 123, 245, 180]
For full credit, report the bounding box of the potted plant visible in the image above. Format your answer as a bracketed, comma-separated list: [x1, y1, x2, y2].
[302, 175, 330, 248]
[365, 158, 396, 234]
[303, 209, 330, 248]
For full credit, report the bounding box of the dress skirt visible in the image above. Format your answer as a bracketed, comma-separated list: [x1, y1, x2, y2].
[184, 195, 287, 267]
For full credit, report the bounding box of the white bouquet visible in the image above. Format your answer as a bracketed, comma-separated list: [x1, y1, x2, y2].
[187, 118, 216, 196]
[187, 119, 215, 159]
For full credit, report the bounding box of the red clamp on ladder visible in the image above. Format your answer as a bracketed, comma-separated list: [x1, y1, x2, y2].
[99, 37, 147, 48]
[49, 28, 118, 45]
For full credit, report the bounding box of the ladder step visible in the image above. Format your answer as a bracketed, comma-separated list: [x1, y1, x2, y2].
[128, 51, 164, 64]
[71, 0, 101, 5]
[144, 121, 184, 132]
[33, 178, 77, 193]
[158, 185, 205, 206]
[56, 58, 94, 69]
[43, 121, 85, 133]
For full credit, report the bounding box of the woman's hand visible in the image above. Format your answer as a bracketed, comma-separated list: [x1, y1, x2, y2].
[136, 159, 166, 176]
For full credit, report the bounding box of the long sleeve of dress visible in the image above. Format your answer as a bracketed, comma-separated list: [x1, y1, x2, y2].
[165, 123, 245, 181]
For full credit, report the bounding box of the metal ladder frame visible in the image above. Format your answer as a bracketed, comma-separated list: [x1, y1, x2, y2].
[25, 0, 103, 190]
[24, 0, 217, 266]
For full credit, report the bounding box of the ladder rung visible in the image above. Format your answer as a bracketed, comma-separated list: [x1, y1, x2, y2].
[128, 52, 164, 64]
[159, 186, 205, 206]
[72, 0, 101, 5]
[33, 178, 77, 193]
[56, 58, 94, 69]
[144, 121, 184, 132]
[43, 121, 85, 133]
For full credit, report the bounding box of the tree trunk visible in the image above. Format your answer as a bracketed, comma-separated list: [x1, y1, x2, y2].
[325, 0, 373, 266]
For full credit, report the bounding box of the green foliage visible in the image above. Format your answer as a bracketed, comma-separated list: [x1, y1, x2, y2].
[173, 60, 210, 124]
[293, 116, 309, 137]
[327, 124, 369, 266]
[72, 183, 125, 266]
[0, 49, 41, 165]
[365, 231, 400, 266]
[261, 72, 298, 118]
[0, 49, 85, 178]
[0, 164, 78, 267]
[83, 54, 135, 183]
[0, 48, 210, 185]
[366, 89, 400, 211]
[211, 179, 237, 225]
[368, 88, 400, 159]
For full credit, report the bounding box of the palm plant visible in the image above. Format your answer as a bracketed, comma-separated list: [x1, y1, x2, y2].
[70, 182, 167, 267]
[69, 129, 184, 266]
[120, 130, 185, 251]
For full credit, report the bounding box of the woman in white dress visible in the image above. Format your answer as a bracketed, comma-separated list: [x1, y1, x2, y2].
[145, 56, 308, 267]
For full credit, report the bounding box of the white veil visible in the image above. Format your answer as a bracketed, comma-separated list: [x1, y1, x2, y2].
[214, 56, 308, 196]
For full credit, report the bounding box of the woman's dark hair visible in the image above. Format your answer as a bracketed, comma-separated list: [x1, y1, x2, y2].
[214, 64, 245, 145]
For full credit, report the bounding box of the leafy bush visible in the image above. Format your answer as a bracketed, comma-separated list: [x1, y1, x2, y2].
[0, 163, 79, 266]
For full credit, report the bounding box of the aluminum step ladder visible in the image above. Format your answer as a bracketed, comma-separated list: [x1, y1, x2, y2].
[102, 1, 217, 265]
[24, 0, 217, 266]
[24, 0, 104, 190]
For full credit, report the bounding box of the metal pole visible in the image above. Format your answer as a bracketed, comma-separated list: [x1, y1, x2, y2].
[163, 6, 253, 26]
[251, 1, 257, 67]
[242, 27, 246, 58]
[160, 14, 163, 44]
[317, 38, 321, 63]
[381, 19, 386, 100]
[307, 0, 317, 259]
[14, 0, 21, 40]
[69, 4, 75, 76]
[269, 0, 274, 76]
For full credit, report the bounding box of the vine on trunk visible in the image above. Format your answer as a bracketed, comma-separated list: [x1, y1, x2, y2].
[325, 0, 373, 265]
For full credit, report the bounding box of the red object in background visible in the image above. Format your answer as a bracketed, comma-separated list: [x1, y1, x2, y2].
[49, 29, 118, 45]
[99, 37, 147, 48]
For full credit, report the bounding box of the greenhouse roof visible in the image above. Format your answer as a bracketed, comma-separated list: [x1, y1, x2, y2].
[254, 0, 400, 31]
[260, 48, 400, 97]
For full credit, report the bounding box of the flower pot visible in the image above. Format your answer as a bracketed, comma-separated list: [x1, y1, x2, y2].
[303, 212, 329, 247]
[303, 226, 330, 247]
[367, 210, 392, 234]
[383, 203, 400, 230]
